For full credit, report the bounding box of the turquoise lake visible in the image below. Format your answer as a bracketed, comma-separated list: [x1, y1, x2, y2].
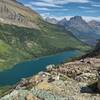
[0, 50, 80, 86]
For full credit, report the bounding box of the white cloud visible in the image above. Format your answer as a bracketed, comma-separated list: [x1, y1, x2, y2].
[35, 7, 50, 11]
[85, 10, 97, 13]
[41, 15, 73, 20]
[30, 1, 62, 7]
[61, 9, 69, 11]
[40, 0, 90, 5]
[25, 4, 50, 11]
[25, 0, 90, 9]
[25, 2, 68, 11]
[92, 4, 100, 7]
[82, 16, 100, 21]
[78, 6, 92, 10]
[41, 13, 51, 17]
[25, 4, 33, 8]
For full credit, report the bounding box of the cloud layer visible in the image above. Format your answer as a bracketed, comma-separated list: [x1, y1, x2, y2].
[19, 0, 100, 21]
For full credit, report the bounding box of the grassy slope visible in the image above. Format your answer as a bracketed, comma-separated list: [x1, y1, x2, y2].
[81, 40, 100, 58]
[0, 1, 90, 71]
[0, 21, 90, 71]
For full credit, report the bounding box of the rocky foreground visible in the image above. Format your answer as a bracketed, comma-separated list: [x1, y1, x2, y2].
[1, 57, 100, 100]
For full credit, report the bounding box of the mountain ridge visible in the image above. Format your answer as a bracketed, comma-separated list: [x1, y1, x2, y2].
[66, 16, 98, 45]
[0, 0, 90, 71]
[45, 16, 100, 45]
[0, 0, 40, 28]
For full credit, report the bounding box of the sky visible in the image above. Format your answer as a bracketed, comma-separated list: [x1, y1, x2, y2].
[18, 0, 100, 21]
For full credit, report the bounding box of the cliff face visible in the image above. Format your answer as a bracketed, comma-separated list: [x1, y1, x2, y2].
[0, 0, 39, 28]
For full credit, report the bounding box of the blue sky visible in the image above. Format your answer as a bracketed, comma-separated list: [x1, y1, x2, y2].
[18, 0, 100, 21]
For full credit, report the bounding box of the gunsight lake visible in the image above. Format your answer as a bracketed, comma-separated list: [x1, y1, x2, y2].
[0, 50, 81, 86]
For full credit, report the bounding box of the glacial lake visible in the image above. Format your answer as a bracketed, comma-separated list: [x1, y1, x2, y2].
[0, 50, 81, 86]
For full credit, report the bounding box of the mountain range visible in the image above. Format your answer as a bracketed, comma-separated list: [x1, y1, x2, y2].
[45, 16, 100, 45]
[0, 0, 90, 71]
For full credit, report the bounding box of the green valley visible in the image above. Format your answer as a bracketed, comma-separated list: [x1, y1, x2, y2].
[0, 21, 90, 71]
[0, 0, 90, 71]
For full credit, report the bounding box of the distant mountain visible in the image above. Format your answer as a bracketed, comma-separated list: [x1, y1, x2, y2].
[45, 17, 58, 24]
[68, 16, 92, 33]
[58, 18, 68, 26]
[0, 0, 89, 71]
[88, 20, 100, 35]
[57, 16, 100, 45]
[67, 16, 99, 45]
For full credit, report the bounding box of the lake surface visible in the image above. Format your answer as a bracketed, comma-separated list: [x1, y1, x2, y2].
[0, 50, 80, 86]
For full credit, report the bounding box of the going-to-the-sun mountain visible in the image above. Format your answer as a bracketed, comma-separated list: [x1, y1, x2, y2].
[0, 0, 90, 71]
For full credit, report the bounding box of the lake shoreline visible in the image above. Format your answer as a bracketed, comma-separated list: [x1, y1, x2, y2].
[1, 57, 100, 99]
[0, 49, 83, 72]
[0, 50, 82, 86]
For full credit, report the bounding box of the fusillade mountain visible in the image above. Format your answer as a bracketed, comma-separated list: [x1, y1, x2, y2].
[0, 0, 89, 71]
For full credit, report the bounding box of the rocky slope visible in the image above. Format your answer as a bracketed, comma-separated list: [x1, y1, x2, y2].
[88, 20, 100, 35]
[1, 57, 100, 100]
[0, 0, 39, 28]
[1, 41, 100, 99]
[58, 18, 68, 26]
[2, 41, 100, 99]
[0, 0, 90, 71]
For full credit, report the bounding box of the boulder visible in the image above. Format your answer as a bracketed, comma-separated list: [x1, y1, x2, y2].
[25, 93, 37, 100]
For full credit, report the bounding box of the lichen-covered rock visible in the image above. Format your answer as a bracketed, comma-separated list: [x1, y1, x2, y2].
[25, 93, 37, 100]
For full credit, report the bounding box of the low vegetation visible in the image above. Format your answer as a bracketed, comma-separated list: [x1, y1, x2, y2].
[0, 22, 90, 71]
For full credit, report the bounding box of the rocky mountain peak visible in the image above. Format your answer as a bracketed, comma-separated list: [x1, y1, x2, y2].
[58, 18, 68, 26]
[69, 16, 86, 25]
[71, 16, 82, 20]
[68, 16, 92, 32]
[70, 16, 82, 20]
[61, 18, 67, 22]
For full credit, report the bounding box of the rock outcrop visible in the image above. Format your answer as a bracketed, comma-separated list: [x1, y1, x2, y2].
[0, 0, 39, 28]
[1, 58, 100, 100]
